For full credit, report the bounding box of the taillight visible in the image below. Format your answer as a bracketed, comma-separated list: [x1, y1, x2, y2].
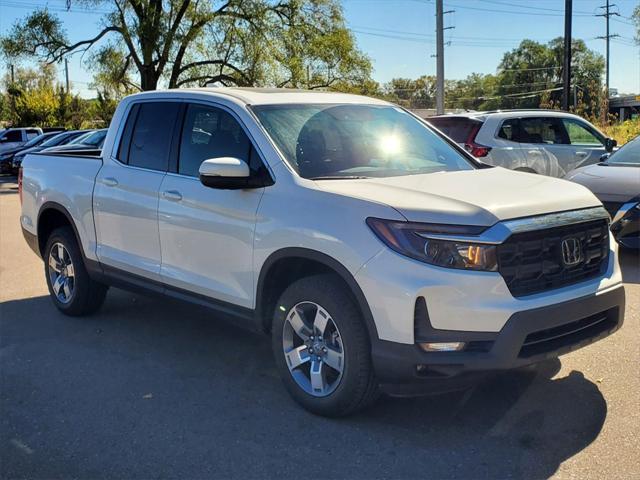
[464, 142, 492, 158]
[18, 167, 23, 204]
[464, 122, 491, 158]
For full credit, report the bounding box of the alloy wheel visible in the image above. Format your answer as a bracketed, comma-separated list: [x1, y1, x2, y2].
[48, 242, 75, 304]
[282, 301, 345, 397]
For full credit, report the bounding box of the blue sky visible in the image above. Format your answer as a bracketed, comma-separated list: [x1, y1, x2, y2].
[1, 0, 638, 97]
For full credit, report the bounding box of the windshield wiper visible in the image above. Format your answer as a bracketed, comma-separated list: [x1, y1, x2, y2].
[308, 175, 370, 180]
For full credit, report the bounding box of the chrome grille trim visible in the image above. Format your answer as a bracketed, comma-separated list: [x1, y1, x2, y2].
[418, 207, 609, 245]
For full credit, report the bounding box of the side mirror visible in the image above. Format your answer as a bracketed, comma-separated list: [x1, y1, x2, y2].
[599, 152, 611, 162]
[198, 157, 251, 190]
[604, 137, 617, 153]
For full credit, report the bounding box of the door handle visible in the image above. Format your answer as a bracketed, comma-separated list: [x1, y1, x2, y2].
[575, 151, 588, 157]
[162, 190, 183, 202]
[102, 177, 118, 187]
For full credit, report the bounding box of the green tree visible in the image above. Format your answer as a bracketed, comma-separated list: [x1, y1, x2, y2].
[496, 38, 604, 113]
[383, 76, 437, 109]
[1, 0, 372, 92]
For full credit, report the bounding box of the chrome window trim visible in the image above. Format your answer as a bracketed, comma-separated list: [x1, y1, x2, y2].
[417, 207, 610, 245]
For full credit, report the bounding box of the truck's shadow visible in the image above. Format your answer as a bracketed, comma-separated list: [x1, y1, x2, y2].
[619, 248, 639, 284]
[2, 291, 607, 479]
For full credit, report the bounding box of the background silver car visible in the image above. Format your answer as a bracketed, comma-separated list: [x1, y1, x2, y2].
[427, 110, 617, 178]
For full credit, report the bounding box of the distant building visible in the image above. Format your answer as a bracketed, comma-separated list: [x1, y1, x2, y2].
[609, 95, 640, 122]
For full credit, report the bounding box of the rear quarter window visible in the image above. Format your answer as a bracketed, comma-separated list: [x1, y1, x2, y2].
[426, 117, 482, 143]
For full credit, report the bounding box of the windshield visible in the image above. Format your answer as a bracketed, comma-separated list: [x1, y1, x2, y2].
[608, 136, 639, 165]
[80, 129, 107, 147]
[41, 132, 72, 147]
[23, 133, 50, 148]
[252, 104, 474, 179]
[70, 131, 92, 144]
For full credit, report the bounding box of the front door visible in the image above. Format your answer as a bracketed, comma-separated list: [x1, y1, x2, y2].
[158, 103, 266, 308]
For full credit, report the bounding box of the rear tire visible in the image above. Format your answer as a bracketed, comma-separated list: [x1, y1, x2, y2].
[44, 227, 107, 316]
[271, 274, 378, 416]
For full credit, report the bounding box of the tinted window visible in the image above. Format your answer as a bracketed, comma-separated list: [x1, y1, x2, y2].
[129, 102, 180, 171]
[178, 104, 251, 177]
[2, 130, 22, 142]
[499, 118, 567, 144]
[427, 117, 482, 143]
[562, 119, 602, 145]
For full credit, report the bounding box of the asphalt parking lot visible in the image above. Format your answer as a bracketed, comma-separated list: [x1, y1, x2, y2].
[1, 175, 638, 480]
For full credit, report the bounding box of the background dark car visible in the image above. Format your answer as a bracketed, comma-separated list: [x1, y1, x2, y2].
[42, 128, 108, 154]
[11, 129, 90, 174]
[0, 131, 63, 174]
[565, 135, 640, 249]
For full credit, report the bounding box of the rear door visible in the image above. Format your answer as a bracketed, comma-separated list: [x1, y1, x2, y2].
[93, 101, 181, 281]
[157, 102, 267, 308]
[499, 117, 565, 176]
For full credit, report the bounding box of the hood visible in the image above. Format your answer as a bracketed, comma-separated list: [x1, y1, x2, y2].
[315, 167, 601, 226]
[565, 163, 640, 203]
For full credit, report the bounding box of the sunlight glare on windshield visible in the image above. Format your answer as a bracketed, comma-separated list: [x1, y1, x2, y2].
[379, 134, 402, 155]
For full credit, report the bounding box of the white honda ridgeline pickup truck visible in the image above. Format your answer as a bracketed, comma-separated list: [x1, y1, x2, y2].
[20, 88, 625, 416]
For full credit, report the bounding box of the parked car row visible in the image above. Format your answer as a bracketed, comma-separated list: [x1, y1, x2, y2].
[0, 128, 107, 174]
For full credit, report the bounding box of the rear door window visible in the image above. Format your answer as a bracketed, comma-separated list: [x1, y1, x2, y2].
[427, 117, 482, 143]
[499, 118, 567, 144]
[127, 102, 180, 171]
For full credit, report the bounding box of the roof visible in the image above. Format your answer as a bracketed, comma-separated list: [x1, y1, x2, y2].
[128, 87, 392, 106]
[428, 109, 590, 121]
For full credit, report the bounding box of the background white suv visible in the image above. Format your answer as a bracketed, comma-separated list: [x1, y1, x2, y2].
[426, 110, 616, 177]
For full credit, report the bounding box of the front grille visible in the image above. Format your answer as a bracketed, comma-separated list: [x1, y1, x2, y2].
[497, 219, 609, 297]
[601, 201, 623, 219]
[519, 309, 618, 358]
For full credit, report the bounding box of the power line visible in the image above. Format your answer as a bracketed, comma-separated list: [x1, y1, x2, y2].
[477, 0, 593, 15]
[446, 2, 592, 17]
[596, 0, 621, 95]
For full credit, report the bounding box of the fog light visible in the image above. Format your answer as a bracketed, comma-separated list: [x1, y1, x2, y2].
[419, 342, 466, 352]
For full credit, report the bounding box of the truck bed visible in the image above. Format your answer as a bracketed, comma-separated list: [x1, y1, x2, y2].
[20, 150, 104, 262]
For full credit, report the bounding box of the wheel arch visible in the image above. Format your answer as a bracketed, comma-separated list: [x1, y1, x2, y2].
[255, 248, 379, 342]
[37, 202, 83, 259]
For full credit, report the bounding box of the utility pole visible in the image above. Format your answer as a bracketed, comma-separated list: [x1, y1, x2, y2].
[596, 1, 620, 97]
[562, 0, 572, 111]
[435, 0, 454, 115]
[64, 58, 70, 94]
[10, 64, 16, 124]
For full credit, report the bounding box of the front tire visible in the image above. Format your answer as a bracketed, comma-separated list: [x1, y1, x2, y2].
[271, 274, 378, 416]
[44, 227, 107, 316]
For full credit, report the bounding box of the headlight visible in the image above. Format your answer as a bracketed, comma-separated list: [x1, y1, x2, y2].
[366, 217, 498, 271]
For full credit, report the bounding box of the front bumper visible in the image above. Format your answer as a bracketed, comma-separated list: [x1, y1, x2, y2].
[371, 285, 625, 390]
